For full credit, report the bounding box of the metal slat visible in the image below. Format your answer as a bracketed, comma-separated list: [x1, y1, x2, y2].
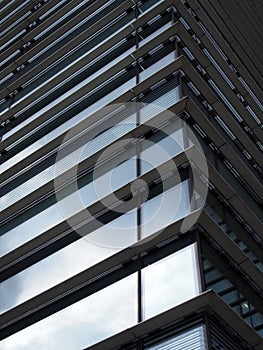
[0, 0, 172, 102]
[174, 16, 263, 135]
[186, 0, 263, 108]
[0, 0, 39, 34]
[199, 211, 263, 291]
[0, 0, 84, 50]
[0, 16, 177, 154]
[191, 0, 263, 94]
[0, 23, 182, 178]
[181, 58, 263, 168]
[0, 145, 191, 281]
[2, 95, 262, 248]
[181, 98, 263, 202]
[0, 206, 200, 339]
[1, 144, 263, 283]
[2, 1, 262, 163]
[0, 135, 190, 229]
[0, 0, 17, 13]
[0, 0, 38, 28]
[146, 327, 205, 350]
[0, 0, 134, 83]
[212, 0, 263, 78]
[1, 74, 261, 242]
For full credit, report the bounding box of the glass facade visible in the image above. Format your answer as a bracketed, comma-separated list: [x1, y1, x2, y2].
[1, 245, 199, 349]
[1, 0, 262, 349]
[1, 273, 138, 350]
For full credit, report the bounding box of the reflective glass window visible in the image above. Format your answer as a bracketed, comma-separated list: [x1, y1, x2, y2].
[140, 119, 184, 174]
[141, 180, 190, 238]
[143, 244, 200, 319]
[0, 201, 64, 256]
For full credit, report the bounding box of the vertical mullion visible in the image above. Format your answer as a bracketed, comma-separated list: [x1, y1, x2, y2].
[136, 103, 143, 323]
[134, 1, 144, 325]
[195, 232, 206, 293]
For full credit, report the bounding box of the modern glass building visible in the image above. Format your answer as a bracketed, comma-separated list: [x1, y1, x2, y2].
[0, 0, 262, 349]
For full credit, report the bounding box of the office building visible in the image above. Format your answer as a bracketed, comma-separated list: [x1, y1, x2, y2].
[0, 0, 262, 349]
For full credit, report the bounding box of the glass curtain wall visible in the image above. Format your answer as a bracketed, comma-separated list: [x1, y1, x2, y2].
[1, 244, 200, 349]
[0, 1, 201, 348]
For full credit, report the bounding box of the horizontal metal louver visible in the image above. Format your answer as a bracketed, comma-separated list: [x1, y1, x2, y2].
[209, 318, 246, 350]
[146, 326, 206, 350]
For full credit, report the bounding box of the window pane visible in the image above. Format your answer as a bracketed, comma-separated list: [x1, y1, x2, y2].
[140, 119, 184, 174]
[0, 202, 64, 256]
[142, 244, 200, 319]
[141, 180, 190, 239]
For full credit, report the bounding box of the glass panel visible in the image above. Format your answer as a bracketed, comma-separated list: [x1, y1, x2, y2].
[91, 156, 137, 206]
[252, 313, 263, 327]
[139, 22, 172, 47]
[1, 177, 113, 251]
[205, 276, 233, 294]
[221, 290, 238, 304]
[143, 244, 200, 319]
[210, 324, 243, 350]
[0, 202, 64, 256]
[140, 119, 184, 174]
[141, 180, 190, 239]
[203, 258, 263, 333]
[0, 211, 137, 313]
[0, 273, 137, 350]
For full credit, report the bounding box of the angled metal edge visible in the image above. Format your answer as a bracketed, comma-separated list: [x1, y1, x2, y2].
[83, 291, 263, 350]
